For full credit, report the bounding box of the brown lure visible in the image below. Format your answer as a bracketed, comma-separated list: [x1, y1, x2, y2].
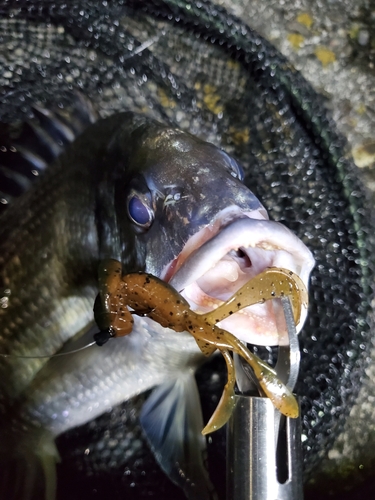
[96, 259, 307, 434]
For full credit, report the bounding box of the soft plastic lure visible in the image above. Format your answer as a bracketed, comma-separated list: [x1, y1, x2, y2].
[95, 259, 308, 434]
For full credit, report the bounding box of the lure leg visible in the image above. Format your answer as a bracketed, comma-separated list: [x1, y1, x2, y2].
[202, 349, 236, 435]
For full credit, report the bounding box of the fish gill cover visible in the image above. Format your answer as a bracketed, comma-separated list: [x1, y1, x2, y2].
[0, 0, 374, 499]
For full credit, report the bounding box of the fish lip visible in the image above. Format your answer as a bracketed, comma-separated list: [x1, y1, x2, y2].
[160, 205, 268, 283]
[163, 210, 315, 346]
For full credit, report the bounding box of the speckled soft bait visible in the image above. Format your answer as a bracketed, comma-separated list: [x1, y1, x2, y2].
[95, 259, 308, 433]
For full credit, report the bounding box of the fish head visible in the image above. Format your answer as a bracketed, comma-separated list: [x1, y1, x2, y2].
[114, 119, 315, 346]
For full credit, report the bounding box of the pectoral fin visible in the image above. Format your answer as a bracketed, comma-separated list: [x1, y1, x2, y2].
[140, 373, 217, 500]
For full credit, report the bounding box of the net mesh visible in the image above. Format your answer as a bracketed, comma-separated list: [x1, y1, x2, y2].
[1, 1, 374, 498]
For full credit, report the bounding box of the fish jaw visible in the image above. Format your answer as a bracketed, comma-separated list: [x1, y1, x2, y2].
[166, 213, 315, 346]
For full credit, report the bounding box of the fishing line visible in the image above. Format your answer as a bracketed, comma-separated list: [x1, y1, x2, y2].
[0, 341, 97, 359]
[0, 310, 144, 359]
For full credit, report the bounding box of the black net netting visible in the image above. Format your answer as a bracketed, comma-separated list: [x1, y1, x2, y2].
[1, 1, 374, 499]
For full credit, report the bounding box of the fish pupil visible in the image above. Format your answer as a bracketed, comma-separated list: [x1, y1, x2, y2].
[128, 196, 152, 226]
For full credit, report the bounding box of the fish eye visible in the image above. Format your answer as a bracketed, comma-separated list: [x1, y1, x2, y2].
[232, 160, 244, 180]
[127, 193, 154, 229]
[221, 151, 244, 181]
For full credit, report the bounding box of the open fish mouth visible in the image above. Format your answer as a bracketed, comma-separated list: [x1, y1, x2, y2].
[163, 209, 315, 346]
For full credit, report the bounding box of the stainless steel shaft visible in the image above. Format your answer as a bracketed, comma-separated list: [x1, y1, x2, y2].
[226, 396, 303, 500]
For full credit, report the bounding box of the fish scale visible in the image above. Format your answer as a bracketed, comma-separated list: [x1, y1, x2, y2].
[0, 0, 374, 499]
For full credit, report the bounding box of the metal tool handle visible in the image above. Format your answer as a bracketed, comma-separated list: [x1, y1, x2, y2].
[227, 396, 303, 500]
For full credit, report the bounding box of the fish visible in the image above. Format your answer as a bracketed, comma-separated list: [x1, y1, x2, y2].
[0, 102, 315, 500]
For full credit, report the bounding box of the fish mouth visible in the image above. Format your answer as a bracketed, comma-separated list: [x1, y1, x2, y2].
[162, 208, 315, 346]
